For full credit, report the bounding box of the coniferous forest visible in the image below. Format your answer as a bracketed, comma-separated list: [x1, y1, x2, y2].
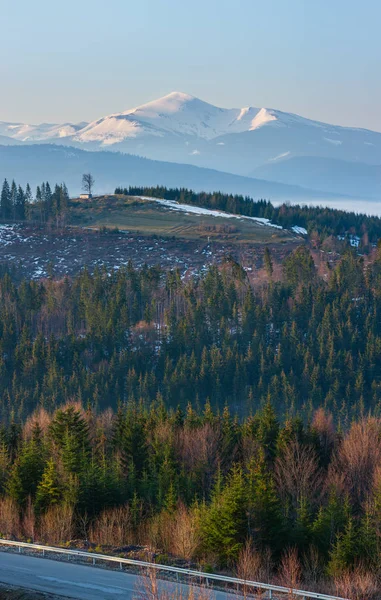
[0, 242, 381, 596]
[1, 181, 381, 596]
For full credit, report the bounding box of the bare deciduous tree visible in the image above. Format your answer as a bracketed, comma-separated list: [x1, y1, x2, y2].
[176, 423, 219, 495]
[311, 408, 336, 465]
[23, 407, 52, 440]
[39, 504, 74, 545]
[135, 566, 213, 600]
[236, 540, 271, 599]
[302, 545, 323, 587]
[167, 503, 200, 562]
[278, 547, 302, 598]
[0, 497, 21, 538]
[82, 173, 95, 195]
[89, 505, 132, 547]
[328, 417, 381, 507]
[275, 441, 323, 511]
[334, 565, 378, 600]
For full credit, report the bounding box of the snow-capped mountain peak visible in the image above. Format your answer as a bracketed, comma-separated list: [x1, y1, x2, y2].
[0, 120, 88, 142]
[2, 92, 381, 200]
[74, 92, 267, 144]
[249, 108, 278, 130]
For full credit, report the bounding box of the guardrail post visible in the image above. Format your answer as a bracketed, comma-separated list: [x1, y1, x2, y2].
[18, 546, 21, 553]
[120, 562, 122, 570]
[268, 590, 272, 599]
[93, 557, 95, 565]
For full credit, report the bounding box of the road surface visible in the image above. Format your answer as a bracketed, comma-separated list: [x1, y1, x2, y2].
[0, 552, 238, 599]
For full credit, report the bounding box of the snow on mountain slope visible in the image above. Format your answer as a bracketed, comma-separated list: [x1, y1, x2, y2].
[74, 92, 335, 145]
[74, 92, 266, 143]
[74, 92, 379, 147]
[139, 195, 283, 228]
[0, 121, 87, 142]
[2, 92, 381, 150]
[2, 92, 381, 199]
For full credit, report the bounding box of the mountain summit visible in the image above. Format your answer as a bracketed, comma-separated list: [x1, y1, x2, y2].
[1, 92, 381, 198]
[73, 92, 312, 144]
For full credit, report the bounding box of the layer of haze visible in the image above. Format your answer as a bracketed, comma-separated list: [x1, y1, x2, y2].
[1, 0, 380, 131]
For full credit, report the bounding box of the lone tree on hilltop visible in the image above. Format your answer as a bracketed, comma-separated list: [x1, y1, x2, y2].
[82, 173, 95, 195]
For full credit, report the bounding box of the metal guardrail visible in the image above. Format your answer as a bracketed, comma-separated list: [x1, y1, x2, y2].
[0, 538, 349, 600]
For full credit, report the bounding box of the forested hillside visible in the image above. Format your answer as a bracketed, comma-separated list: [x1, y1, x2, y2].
[0, 398, 380, 597]
[2, 179, 381, 596]
[0, 246, 381, 424]
[123, 185, 381, 243]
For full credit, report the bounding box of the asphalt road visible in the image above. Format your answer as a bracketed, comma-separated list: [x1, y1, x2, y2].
[0, 553, 238, 599]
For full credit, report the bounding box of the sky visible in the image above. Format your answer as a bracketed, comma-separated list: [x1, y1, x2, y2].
[1, 0, 381, 131]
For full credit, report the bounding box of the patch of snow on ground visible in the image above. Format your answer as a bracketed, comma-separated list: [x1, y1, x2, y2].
[292, 226, 308, 235]
[269, 151, 291, 162]
[324, 137, 342, 146]
[139, 197, 283, 229]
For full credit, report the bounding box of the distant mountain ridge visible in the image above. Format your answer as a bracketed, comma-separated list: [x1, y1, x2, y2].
[0, 143, 350, 203]
[1, 92, 381, 200]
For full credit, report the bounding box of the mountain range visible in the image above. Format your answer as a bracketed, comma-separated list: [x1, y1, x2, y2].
[1, 92, 380, 201]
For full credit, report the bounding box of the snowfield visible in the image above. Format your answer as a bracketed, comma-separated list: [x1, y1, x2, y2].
[139, 196, 284, 229]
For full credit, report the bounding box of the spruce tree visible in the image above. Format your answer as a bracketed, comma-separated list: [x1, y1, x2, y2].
[0, 179, 12, 219]
[10, 180, 17, 218]
[15, 185, 26, 220]
[264, 247, 274, 278]
[201, 466, 246, 565]
[35, 458, 61, 513]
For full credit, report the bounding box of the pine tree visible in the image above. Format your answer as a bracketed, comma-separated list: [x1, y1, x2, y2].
[50, 406, 90, 475]
[327, 515, 357, 577]
[6, 435, 46, 507]
[15, 185, 26, 220]
[201, 466, 246, 565]
[35, 458, 61, 513]
[10, 180, 17, 218]
[1, 179, 12, 219]
[264, 247, 274, 278]
[245, 449, 283, 551]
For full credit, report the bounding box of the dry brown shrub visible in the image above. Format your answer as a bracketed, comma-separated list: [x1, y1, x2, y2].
[236, 540, 270, 582]
[135, 566, 213, 600]
[236, 540, 273, 599]
[278, 547, 302, 598]
[0, 497, 21, 538]
[275, 441, 323, 510]
[140, 513, 163, 553]
[334, 565, 378, 600]
[165, 503, 200, 561]
[328, 417, 381, 506]
[38, 504, 74, 545]
[302, 545, 323, 587]
[89, 505, 132, 547]
[22, 497, 35, 540]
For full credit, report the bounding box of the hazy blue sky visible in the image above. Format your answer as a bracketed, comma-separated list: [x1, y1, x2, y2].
[2, 0, 380, 130]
